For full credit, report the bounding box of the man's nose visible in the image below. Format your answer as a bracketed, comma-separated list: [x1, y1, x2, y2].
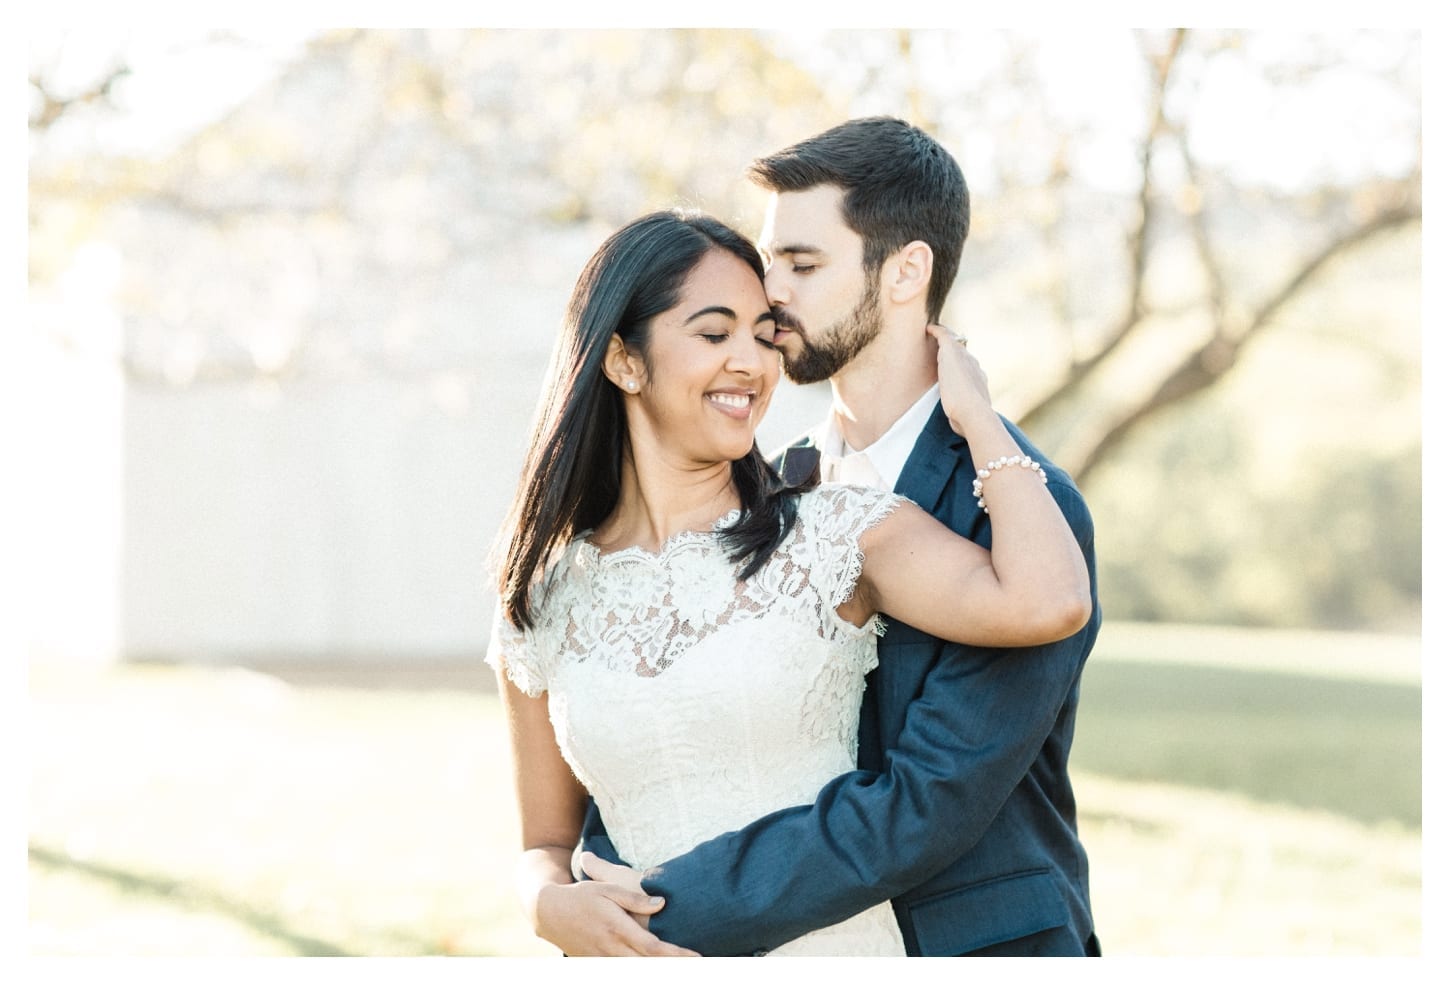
[763, 264, 789, 307]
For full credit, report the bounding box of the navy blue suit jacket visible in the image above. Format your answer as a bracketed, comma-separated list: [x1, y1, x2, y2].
[577, 405, 1100, 955]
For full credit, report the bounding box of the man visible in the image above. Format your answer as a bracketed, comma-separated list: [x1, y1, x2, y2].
[574, 116, 1101, 956]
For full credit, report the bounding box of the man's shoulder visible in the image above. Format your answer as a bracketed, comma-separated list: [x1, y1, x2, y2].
[993, 417, 1082, 490]
[903, 411, 1091, 523]
[769, 426, 823, 486]
[767, 426, 819, 461]
[989, 418, 1095, 539]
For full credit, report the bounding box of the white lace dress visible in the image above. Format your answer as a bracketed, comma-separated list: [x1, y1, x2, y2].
[488, 484, 909, 956]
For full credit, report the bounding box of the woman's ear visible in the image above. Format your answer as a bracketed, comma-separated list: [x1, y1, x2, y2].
[885, 240, 934, 307]
[602, 334, 645, 394]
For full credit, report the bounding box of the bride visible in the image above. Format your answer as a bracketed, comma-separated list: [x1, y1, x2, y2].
[487, 210, 1090, 956]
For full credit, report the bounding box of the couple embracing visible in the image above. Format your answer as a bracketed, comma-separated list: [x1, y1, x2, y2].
[488, 117, 1103, 957]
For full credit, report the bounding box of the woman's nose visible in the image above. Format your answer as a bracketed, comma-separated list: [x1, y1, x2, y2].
[725, 331, 765, 374]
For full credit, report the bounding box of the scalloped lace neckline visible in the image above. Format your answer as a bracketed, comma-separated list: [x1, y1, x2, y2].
[579, 508, 742, 563]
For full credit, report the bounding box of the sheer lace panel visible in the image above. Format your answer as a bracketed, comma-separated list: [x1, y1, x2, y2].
[485, 484, 905, 695]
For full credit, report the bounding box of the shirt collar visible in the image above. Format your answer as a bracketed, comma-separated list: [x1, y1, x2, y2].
[817, 383, 941, 492]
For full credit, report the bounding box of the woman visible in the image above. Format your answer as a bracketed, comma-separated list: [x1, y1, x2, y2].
[488, 210, 1090, 956]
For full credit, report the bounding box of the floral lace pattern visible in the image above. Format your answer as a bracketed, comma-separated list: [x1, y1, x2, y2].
[490, 484, 904, 694]
[487, 484, 910, 955]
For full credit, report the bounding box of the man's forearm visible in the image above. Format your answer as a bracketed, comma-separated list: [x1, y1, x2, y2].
[642, 638, 1087, 954]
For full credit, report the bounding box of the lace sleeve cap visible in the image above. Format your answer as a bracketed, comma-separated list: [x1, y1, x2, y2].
[485, 601, 549, 698]
[805, 483, 910, 610]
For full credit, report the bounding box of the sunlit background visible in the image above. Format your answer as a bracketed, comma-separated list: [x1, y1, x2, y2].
[23, 27, 1422, 957]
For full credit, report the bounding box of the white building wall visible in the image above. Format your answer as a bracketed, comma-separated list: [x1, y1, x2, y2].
[116, 336, 828, 665]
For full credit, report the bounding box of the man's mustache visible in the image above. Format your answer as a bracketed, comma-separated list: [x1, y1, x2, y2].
[771, 307, 804, 333]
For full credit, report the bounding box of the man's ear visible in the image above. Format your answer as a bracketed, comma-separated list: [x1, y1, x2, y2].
[885, 240, 934, 307]
[602, 334, 646, 393]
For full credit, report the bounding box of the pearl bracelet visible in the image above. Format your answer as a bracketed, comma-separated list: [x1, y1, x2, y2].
[972, 454, 1047, 514]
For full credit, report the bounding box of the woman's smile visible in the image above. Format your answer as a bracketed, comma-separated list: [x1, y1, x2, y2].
[705, 389, 756, 420]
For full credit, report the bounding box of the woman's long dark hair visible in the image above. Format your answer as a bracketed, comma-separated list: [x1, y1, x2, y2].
[495, 210, 812, 630]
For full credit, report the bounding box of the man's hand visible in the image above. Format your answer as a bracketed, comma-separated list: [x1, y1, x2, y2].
[578, 850, 646, 895]
[533, 864, 699, 957]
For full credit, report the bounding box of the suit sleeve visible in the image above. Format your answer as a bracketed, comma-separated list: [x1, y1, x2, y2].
[572, 798, 626, 875]
[639, 483, 1098, 955]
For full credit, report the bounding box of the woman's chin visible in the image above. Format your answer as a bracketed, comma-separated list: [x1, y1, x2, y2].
[730, 436, 762, 461]
[698, 440, 757, 465]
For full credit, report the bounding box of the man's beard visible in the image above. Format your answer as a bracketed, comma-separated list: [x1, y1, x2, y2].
[778, 280, 884, 385]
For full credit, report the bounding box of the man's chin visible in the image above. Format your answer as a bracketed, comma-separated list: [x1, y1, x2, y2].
[781, 358, 832, 386]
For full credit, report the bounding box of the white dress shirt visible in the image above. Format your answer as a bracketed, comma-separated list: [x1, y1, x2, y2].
[817, 384, 941, 493]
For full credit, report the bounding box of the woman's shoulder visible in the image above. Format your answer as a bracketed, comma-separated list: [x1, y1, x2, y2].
[514, 538, 595, 622]
[794, 482, 910, 538]
[799, 480, 880, 503]
[800, 480, 905, 508]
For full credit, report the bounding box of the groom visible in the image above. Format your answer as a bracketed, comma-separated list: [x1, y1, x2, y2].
[576, 116, 1101, 956]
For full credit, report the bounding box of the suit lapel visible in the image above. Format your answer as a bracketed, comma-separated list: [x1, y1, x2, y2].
[893, 402, 966, 516]
[777, 402, 966, 511]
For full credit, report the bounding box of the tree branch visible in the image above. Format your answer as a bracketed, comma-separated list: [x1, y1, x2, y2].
[1019, 28, 1186, 433]
[1241, 199, 1420, 343]
[1071, 200, 1421, 484]
[29, 64, 131, 132]
[1172, 124, 1229, 328]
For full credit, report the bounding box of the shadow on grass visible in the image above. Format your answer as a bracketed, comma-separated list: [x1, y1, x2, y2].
[1074, 661, 1421, 827]
[29, 843, 357, 956]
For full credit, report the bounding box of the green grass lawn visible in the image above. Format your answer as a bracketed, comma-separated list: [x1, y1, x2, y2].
[26, 622, 1422, 957]
[1075, 623, 1421, 826]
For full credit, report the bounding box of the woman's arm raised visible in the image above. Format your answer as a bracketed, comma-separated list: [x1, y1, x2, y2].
[847, 325, 1091, 646]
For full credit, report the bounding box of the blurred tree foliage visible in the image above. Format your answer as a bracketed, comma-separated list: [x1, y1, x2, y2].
[821, 29, 1420, 484]
[28, 29, 841, 385]
[27, 28, 1421, 631]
